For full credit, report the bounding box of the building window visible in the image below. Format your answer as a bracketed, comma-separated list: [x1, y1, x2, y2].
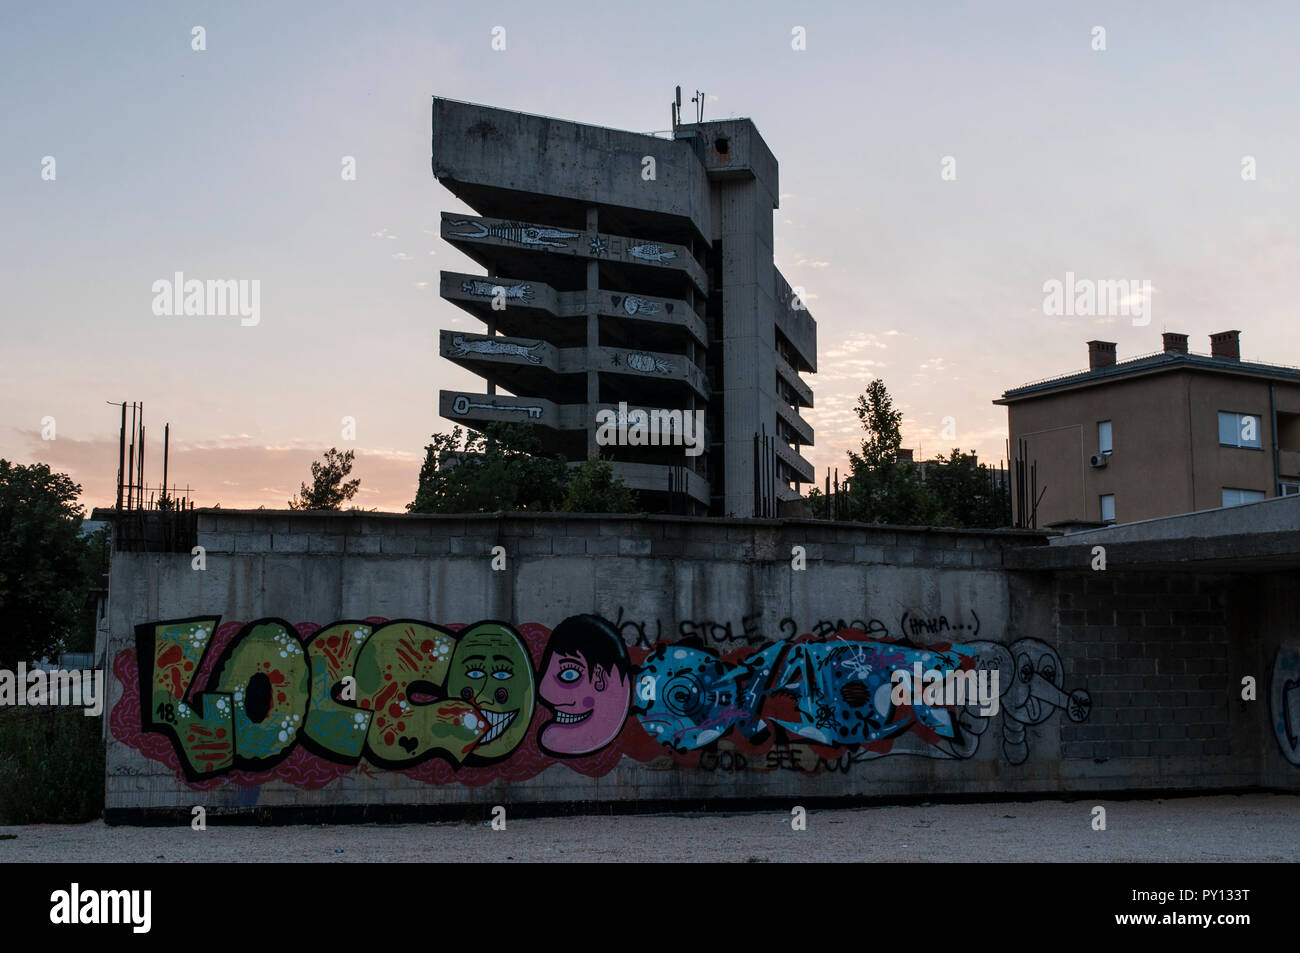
[1097, 420, 1112, 455]
[1279, 412, 1300, 451]
[1218, 411, 1262, 449]
[1280, 483, 1300, 497]
[1099, 493, 1115, 523]
[1222, 487, 1267, 507]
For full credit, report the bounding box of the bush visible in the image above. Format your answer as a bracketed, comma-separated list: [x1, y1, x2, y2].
[561, 457, 638, 514]
[0, 709, 104, 824]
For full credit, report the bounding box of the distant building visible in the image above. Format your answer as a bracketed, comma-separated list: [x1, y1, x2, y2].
[430, 98, 816, 516]
[995, 331, 1300, 527]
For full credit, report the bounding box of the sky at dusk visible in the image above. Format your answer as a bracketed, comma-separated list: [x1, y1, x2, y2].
[3, 0, 1299, 512]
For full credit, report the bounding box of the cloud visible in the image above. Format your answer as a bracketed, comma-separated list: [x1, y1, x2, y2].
[391, 252, 414, 261]
[824, 333, 890, 358]
[9, 430, 423, 513]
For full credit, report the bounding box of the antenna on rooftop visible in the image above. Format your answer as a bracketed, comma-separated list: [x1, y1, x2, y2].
[672, 85, 682, 129]
[691, 89, 705, 123]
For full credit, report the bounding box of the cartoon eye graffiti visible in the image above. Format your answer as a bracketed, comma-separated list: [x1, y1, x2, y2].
[1038, 654, 1057, 683]
[466, 669, 486, 680]
[491, 669, 512, 680]
[1019, 658, 1034, 683]
[558, 667, 583, 683]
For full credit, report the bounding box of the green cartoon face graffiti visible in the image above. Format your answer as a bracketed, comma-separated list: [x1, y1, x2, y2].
[446, 623, 535, 760]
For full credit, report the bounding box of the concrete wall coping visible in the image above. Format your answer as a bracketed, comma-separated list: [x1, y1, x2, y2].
[1049, 493, 1300, 546]
[193, 508, 1050, 541]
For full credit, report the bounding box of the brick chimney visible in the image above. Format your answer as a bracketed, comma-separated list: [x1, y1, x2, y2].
[1210, 330, 1240, 360]
[1162, 332, 1188, 354]
[1088, 340, 1117, 370]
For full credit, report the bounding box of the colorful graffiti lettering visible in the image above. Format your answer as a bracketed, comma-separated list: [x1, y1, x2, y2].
[633, 637, 1089, 765]
[117, 614, 1092, 784]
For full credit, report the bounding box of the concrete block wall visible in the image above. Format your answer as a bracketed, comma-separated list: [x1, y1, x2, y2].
[1056, 572, 1240, 787]
[100, 511, 1298, 821]
[1053, 569, 1300, 791]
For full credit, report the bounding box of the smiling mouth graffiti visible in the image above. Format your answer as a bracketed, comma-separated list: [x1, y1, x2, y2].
[553, 708, 592, 725]
[478, 708, 517, 745]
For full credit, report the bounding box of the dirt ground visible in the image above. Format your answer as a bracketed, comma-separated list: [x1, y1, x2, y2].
[1, 793, 1296, 862]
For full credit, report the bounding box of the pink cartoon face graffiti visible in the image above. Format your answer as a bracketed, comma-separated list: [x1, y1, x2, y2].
[538, 615, 632, 757]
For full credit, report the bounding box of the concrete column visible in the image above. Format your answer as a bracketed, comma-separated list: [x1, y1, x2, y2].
[486, 264, 496, 395]
[585, 207, 600, 459]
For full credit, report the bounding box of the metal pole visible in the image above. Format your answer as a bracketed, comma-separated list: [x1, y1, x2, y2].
[137, 404, 144, 508]
[116, 402, 126, 512]
[163, 423, 170, 507]
[127, 402, 137, 509]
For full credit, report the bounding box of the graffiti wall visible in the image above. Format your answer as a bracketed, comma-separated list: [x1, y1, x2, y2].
[111, 613, 1091, 788]
[1270, 643, 1300, 768]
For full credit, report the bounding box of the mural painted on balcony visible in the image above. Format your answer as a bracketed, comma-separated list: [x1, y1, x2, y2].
[111, 613, 1092, 789]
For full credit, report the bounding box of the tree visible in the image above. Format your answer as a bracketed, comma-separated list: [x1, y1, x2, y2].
[0, 461, 89, 667]
[854, 379, 904, 470]
[408, 424, 569, 514]
[67, 524, 111, 656]
[289, 448, 361, 510]
[924, 448, 1011, 528]
[844, 379, 938, 525]
[811, 379, 1012, 528]
[561, 456, 638, 514]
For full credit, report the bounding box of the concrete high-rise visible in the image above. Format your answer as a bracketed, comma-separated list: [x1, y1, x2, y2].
[430, 98, 816, 516]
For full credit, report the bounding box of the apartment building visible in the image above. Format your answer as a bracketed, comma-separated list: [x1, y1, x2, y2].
[995, 331, 1300, 527]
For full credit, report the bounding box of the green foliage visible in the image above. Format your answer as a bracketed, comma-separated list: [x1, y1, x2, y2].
[0, 710, 105, 824]
[844, 379, 934, 525]
[804, 486, 827, 518]
[832, 381, 1009, 528]
[561, 457, 638, 514]
[0, 461, 87, 668]
[853, 379, 904, 470]
[846, 462, 938, 525]
[408, 424, 570, 514]
[924, 448, 1011, 528]
[289, 448, 361, 510]
[67, 526, 110, 656]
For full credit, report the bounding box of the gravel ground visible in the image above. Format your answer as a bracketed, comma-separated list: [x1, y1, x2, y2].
[1, 793, 1296, 862]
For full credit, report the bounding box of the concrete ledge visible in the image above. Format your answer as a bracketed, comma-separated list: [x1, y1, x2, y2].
[1008, 531, 1300, 572]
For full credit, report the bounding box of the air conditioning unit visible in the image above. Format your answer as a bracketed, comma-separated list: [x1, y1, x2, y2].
[1089, 453, 1109, 468]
